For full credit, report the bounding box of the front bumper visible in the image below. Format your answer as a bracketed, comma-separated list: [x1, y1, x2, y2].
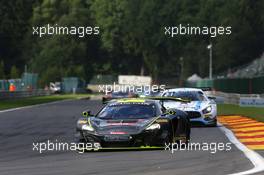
[186, 111, 217, 126]
[191, 117, 217, 126]
[76, 129, 169, 147]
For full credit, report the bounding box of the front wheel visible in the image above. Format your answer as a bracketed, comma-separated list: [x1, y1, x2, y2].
[209, 118, 217, 127]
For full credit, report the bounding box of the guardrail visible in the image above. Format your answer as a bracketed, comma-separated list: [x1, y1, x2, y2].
[0, 89, 51, 100]
[206, 91, 264, 107]
[205, 91, 240, 104]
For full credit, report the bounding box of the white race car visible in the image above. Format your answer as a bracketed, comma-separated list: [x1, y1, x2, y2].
[161, 88, 217, 126]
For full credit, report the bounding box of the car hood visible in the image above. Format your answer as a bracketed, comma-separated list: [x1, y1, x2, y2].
[163, 100, 209, 111]
[89, 117, 155, 135]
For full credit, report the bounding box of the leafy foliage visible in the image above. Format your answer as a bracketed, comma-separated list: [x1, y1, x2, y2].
[0, 60, 5, 79]
[10, 65, 20, 79]
[0, 0, 263, 85]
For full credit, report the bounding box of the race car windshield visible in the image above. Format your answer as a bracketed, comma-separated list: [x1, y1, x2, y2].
[164, 91, 206, 101]
[97, 104, 156, 119]
[112, 91, 129, 96]
[111, 91, 131, 98]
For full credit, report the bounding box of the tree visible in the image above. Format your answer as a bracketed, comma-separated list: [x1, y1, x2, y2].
[0, 0, 37, 72]
[0, 60, 5, 79]
[1, 0, 264, 84]
[29, 0, 102, 85]
[10, 65, 20, 79]
[91, 0, 264, 80]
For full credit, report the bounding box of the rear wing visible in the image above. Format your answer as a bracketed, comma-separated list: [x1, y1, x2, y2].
[163, 87, 212, 92]
[144, 96, 190, 103]
[196, 87, 212, 91]
[103, 97, 191, 105]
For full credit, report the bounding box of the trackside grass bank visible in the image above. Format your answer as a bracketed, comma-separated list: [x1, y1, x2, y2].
[0, 94, 91, 110]
[218, 104, 264, 122]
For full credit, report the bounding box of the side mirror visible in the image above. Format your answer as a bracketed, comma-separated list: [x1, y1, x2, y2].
[208, 96, 216, 100]
[163, 109, 177, 115]
[82, 110, 92, 117]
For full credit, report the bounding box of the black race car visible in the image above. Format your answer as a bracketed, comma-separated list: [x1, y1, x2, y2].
[76, 97, 191, 149]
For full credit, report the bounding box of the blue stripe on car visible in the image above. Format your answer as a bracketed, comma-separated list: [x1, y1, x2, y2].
[195, 101, 202, 110]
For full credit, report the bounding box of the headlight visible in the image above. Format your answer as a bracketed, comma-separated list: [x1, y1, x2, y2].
[82, 124, 94, 131]
[78, 120, 87, 124]
[146, 123, 161, 130]
[202, 106, 212, 114]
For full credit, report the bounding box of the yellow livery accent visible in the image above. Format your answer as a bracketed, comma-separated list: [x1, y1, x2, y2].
[156, 119, 168, 123]
[78, 120, 87, 124]
[117, 99, 146, 103]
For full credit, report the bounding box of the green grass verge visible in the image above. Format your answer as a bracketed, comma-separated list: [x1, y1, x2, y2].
[0, 94, 91, 110]
[218, 104, 264, 122]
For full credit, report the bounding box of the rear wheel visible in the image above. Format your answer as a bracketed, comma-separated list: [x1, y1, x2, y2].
[161, 131, 173, 147]
[175, 119, 190, 147]
[186, 121, 191, 143]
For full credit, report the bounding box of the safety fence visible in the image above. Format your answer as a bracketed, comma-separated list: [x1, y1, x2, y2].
[0, 73, 38, 91]
[0, 89, 51, 100]
[62, 77, 86, 93]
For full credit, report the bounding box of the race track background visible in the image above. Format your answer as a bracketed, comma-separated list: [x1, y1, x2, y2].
[0, 99, 263, 175]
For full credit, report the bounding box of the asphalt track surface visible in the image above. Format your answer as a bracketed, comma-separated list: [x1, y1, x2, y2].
[0, 99, 262, 175]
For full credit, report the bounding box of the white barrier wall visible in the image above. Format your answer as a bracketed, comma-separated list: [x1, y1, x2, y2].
[206, 91, 264, 107]
[239, 97, 264, 107]
[118, 75, 152, 86]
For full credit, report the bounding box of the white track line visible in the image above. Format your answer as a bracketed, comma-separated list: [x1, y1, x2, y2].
[0, 96, 94, 114]
[219, 123, 264, 175]
[0, 99, 73, 113]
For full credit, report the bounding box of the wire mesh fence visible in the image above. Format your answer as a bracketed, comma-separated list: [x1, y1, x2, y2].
[62, 77, 86, 93]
